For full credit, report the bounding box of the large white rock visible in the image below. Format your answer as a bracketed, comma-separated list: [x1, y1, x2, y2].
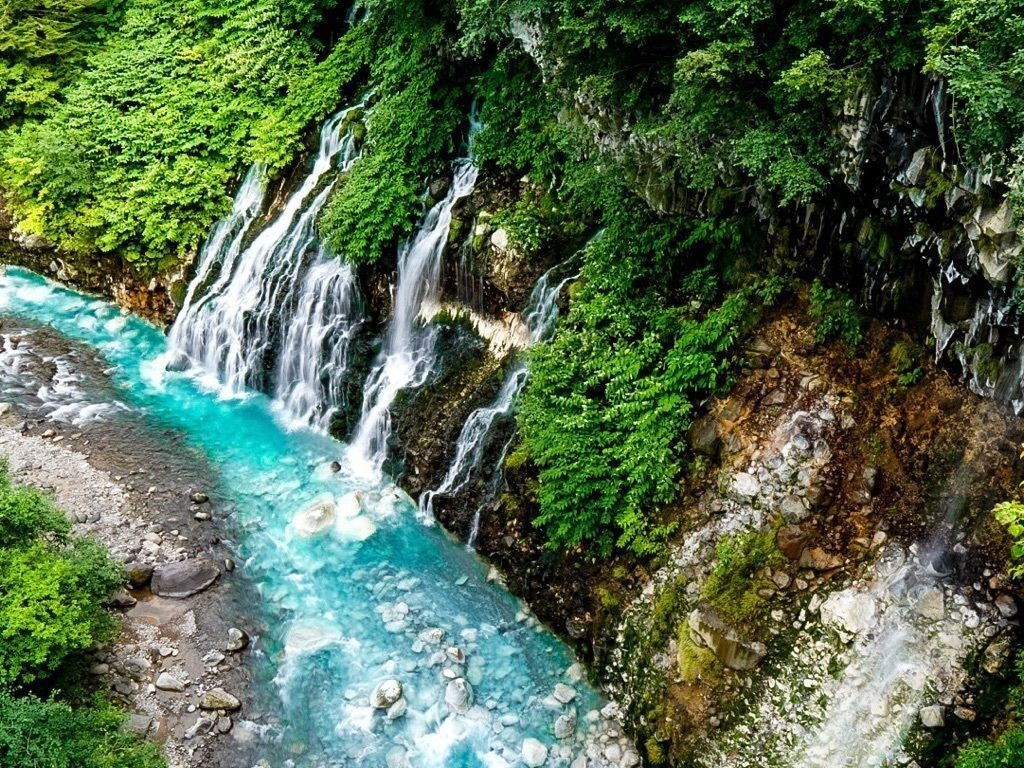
[522, 738, 548, 767]
[914, 587, 945, 621]
[820, 589, 877, 640]
[731, 472, 761, 499]
[292, 497, 336, 537]
[920, 705, 945, 728]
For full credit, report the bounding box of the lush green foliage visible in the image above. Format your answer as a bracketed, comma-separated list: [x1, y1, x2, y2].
[0, 464, 158, 765]
[2, 0, 1023, 268]
[0, 0, 118, 123]
[926, 0, 1024, 162]
[0, 0, 353, 265]
[318, 1, 464, 264]
[0, 463, 120, 686]
[518, 198, 773, 555]
[0, 692, 164, 768]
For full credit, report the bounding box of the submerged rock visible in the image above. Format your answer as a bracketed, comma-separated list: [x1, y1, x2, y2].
[292, 497, 337, 537]
[552, 683, 577, 704]
[151, 559, 219, 598]
[444, 678, 474, 714]
[371, 679, 403, 709]
[554, 711, 576, 739]
[521, 737, 548, 767]
[386, 697, 407, 720]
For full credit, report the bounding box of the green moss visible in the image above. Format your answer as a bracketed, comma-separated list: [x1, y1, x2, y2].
[923, 169, 955, 209]
[650, 574, 689, 649]
[701, 527, 782, 627]
[676, 628, 718, 684]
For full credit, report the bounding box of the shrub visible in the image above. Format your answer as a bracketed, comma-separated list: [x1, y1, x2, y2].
[518, 199, 771, 556]
[0, 466, 121, 686]
[995, 498, 1024, 579]
[0, 692, 164, 768]
[808, 280, 864, 349]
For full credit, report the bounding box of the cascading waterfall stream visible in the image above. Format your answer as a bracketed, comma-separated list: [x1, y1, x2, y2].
[417, 255, 583, 540]
[346, 157, 479, 478]
[695, 410, 996, 768]
[164, 103, 364, 430]
[274, 255, 362, 430]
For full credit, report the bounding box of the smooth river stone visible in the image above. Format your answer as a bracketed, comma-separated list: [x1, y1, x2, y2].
[292, 497, 337, 537]
[151, 559, 219, 598]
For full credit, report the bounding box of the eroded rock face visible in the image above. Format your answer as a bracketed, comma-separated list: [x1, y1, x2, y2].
[151, 558, 220, 598]
[688, 609, 766, 671]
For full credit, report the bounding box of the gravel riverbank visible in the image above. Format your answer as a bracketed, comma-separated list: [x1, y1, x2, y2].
[0, 317, 260, 768]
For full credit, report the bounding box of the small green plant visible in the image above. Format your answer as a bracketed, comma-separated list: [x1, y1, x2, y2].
[995, 498, 1024, 579]
[808, 280, 864, 349]
[889, 340, 924, 388]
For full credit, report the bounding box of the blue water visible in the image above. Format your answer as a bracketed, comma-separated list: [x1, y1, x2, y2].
[0, 267, 608, 767]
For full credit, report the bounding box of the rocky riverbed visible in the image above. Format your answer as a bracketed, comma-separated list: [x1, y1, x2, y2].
[0, 316, 258, 768]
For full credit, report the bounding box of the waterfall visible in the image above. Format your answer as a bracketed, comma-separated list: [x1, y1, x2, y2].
[419, 365, 527, 525]
[165, 103, 364, 430]
[417, 255, 582, 537]
[273, 254, 361, 431]
[346, 157, 479, 478]
[522, 258, 582, 343]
